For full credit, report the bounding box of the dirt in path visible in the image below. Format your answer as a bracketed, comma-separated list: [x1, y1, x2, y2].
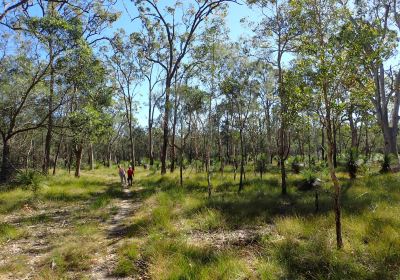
[0, 184, 146, 280]
[89, 186, 146, 280]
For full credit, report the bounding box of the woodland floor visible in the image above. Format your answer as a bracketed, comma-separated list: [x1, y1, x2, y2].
[0, 165, 400, 279]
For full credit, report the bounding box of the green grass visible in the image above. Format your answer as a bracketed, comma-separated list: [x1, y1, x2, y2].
[1, 164, 400, 279]
[0, 222, 28, 243]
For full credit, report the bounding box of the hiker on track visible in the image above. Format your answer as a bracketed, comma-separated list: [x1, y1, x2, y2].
[127, 165, 134, 186]
[118, 164, 127, 187]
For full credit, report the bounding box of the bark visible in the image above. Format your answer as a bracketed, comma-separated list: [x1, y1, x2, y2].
[0, 138, 12, 183]
[89, 142, 94, 170]
[161, 80, 171, 175]
[26, 138, 33, 172]
[107, 144, 112, 168]
[238, 130, 245, 193]
[373, 65, 399, 162]
[52, 134, 63, 175]
[43, 39, 54, 175]
[74, 144, 83, 178]
[170, 90, 178, 173]
[128, 124, 135, 168]
[349, 106, 358, 149]
[324, 83, 343, 249]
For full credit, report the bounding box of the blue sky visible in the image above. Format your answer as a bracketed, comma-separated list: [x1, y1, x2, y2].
[108, 1, 259, 127]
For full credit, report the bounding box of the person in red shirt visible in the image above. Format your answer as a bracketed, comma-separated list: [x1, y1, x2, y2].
[127, 166, 134, 186]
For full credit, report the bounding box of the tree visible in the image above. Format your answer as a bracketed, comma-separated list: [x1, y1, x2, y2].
[0, 37, 61, 183]
[108, 32, 142, 168]
[295, 0, 348, 249]
[221, 53, 259, 193]
[251, 0, 302, 195]
[340, 1, 399, 164]
[134, 0, 240, 175]
[63, 44, 112, 177]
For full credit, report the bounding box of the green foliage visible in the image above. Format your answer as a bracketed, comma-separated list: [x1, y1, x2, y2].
[14, 170, 43, 193]
[299, 169, 318, 190]
[255, 154, 268, 174]
[291, 156, 302, 174]
[346, 148, 359, 179]
[380, 154, 391, 173]
[114, 243, 139, 276]
[0, 223, 27, 244]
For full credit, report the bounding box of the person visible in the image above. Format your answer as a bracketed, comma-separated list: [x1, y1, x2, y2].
[127, 165, 134, 186]
[118, 164, 126, 187]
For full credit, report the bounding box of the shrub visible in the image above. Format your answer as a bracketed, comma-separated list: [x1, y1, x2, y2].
[299, 169, 318, 191]
[291, 156, 303, 174]
[255, 155, 267, 177]
[380, 154, 391, 173]
[346, 148, 358, 179]
[14, 170, 43, 193]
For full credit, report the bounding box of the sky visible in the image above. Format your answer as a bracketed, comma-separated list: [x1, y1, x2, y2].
[108, 1, 260, 127]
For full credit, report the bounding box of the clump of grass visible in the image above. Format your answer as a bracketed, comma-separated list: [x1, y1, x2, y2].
[14, 170, 43, 193]
[0, 255, 30, 276]
[192, 208, 225, 231]
[89, 195, 110, 210]
[144, 237, 250, 279]
[0, 222, 28, 243]
[75, 222, 100, 236]
[50, 242, 95, 272]
[256, 259, 284, 280]
[113, 243, 140, 276]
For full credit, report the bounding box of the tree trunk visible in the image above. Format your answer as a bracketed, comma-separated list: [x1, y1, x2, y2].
[107, 144, 112, 168]
[161, 80, 171, 175]
[238, 130, 245, 193]
[89, 142, 94, 170]
[74, 144, 83, 178]
[0, 138, 12, 183]
[148, 81, 154, 166]
[170, 92, 178, 173]
[324, 84, 343, 250]
[43, 41, 54, 175]
[128, 123, 135, 168]
[349, 107, 358, 149]
[52, 134, 63, 175]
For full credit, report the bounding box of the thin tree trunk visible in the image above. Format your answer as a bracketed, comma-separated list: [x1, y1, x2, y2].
[323, 83, 343, 249]
[170, 88, 178, 173]
[89, 142, 94, 170]
[238, 130, 245, 193]
[43, 40, 54, 175]
[52, 134, 63, 175]
[74, 144, 83, 178]
[161, 80, 171, 175]
[107, 144, 112, 168]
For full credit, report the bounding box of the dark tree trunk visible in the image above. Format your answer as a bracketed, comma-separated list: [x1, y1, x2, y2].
[323, 83, 343, 249]
[89, 142, 94, 170]
[107, 144, 112, 168]
[0, 138, 12, 183]
[170, 91, 178, 173]
[74, 144, 83, 178]
[43, 46, 54, 175]
[238, 130, 245, 193]
[128, 124, 135, 168]
[161, 80, 171, 175]
[52, 134, 63, 175]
